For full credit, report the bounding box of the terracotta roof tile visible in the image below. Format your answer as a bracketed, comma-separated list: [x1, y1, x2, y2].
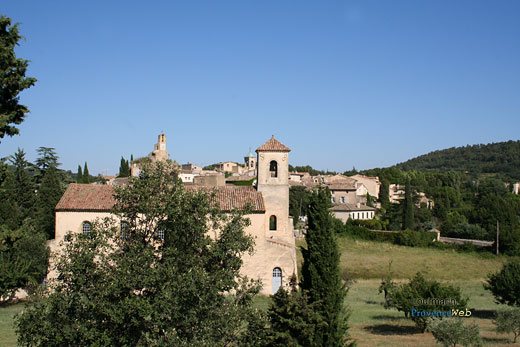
[256, 136, 291, 152]
[55, 184, 265, 213]
[55, 183, 116, 211]
[327, 183, 357, 191]
[186, 186, 265, 212]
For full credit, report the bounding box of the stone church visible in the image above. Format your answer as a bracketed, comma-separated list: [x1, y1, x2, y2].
[51, 135, 297, 295]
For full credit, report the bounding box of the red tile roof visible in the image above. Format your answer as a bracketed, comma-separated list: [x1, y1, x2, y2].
[256, 136, 291, 152]
[186, 186, 265, 212]
[55, 184, 265, 213]
[55, 183, 117, 211]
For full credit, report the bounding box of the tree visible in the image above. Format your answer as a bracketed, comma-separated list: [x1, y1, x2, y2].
[266, 275, 326, 346]
[35, 147, 60, 171]
[427, 317, 482, 347]
[494, 308, 520, 343]
[379, 179, 390, 208]
[0, 16, 37, 142]
[0, 223, 49, 302]
[82, 161, 89, 183]
[300, 187, 353, 346]
[9, 148, 35, 221]
[403, 177, 414, 230]
[15, 162, 264, 346]
[484, 259, 520, 307]
[118, 156, 130, 177]
[35, 166, 63, 239]
[76, 165, 82, 183]
[383, 272, 468, 332]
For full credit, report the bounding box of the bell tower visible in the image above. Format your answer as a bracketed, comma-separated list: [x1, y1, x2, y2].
[256, 136, 291, 239]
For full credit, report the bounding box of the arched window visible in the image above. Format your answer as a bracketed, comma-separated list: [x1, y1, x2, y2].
[269, 160, 278, 178]
[272, 267, 282, 294]
[269, 215, 277, 231]
[82, 221, 91, 235]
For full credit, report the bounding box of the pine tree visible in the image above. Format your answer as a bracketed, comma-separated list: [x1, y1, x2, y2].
[83, 162, 90, 184]
[9, 148, 35, 221]
[36, 166, 64, 239]
[403, 177, 414, 230]
[301, 187, 353, 346]
[77, 165, 83, 183]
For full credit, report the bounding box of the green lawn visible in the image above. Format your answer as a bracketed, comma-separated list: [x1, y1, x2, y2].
[0, 302, 23, 347]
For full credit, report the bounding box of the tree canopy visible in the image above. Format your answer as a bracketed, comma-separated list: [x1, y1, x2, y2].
[0, 16, 37, 142]
[15, 162, 264, 346]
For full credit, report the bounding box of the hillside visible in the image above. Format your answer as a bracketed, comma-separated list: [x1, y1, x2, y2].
[394, 140, 520, 180]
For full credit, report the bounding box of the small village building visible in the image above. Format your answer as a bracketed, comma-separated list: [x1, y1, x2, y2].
[330, 203, 376, 223]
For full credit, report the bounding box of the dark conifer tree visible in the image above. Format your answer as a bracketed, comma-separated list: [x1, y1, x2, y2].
[36, 166, 64, 239]
[403, 177, 414, 230]
[380, 178, 390, 208]
[9, 148, 35, 221]
[77, 165, 83, 183]
[301, 187, 353, 346]
[83, 162, 90, 184]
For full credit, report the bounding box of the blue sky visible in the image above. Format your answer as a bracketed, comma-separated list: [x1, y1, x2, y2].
[1, 0, 519, 175]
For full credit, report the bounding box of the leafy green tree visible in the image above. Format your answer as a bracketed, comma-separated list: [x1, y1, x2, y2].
[15, 162, 263, 346]
[0, 170, 21, 228]
[494, 308, 520, 343]
[82, 161, 90, 183]
[484, 259, 520, 307]
[266, 276, 326, 347]
[301, 187, 353, 346]
[403, 177, 414, 230]
[0, 223, 49, 302]
[383, 272, 468, 332]
[76, 164, 82, 183]
[0, 16, 37, 142]
[427, 317, 482, 347]
[35, 166, 63, 239]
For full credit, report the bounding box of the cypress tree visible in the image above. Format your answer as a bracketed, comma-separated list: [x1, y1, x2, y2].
[301, 187, 353, 346]
[77, 165, 83, 183]
[403, 177, 414, 230]
[36, 166, 64, 239]
[83, 162, 90, 184]
[380, 178, 390, 208]
[9, 148, 35, 221]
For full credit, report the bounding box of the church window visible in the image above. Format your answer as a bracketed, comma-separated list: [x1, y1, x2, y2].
[269, 161, 278, 177]
[272, 267, 282, 294]
[82, 221, 91, 235]
[269, 215, 277, 231]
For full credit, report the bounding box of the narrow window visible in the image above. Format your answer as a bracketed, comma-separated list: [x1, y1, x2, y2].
[269, 161, 278, 178]
[269, 215, 277, 231]
[82, 221, 91, 235]
[272, 267, 282, 294]
[121, 221, 129, 239]
[331, 197, 336, 203]
[157, 229, 165, 241]
[340, 196, 345, 204]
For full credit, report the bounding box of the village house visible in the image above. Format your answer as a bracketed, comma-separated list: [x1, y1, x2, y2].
[50, 135, 298, 295]
[330, 203, 376, 223]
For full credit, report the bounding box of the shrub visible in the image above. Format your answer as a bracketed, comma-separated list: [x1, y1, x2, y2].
[494, 307, 520, 343]
[383, 272, 468, 332]
[484, 259, 520, 306]
[427, 317, 482, 347]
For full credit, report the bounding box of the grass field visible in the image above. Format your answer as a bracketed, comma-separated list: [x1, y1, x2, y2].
[1, 236, 517, 346]
[0, 302, 23, 347]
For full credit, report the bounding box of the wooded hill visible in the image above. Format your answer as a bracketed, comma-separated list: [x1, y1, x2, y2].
[394, 140, 520, 180]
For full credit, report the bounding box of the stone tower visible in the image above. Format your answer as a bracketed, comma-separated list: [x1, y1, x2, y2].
[256, 136, 291, 239]
[148, 133, 169, 162]
[244, 149, 256, 172]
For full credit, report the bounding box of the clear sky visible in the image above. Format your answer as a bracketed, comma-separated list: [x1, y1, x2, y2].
[1, 0, 519, 175]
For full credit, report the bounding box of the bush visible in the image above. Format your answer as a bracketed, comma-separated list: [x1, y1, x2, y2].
[383, 272, 468, 332]
[427, 317, 482, 347]
[484, 259, 520, 306]
[494, 307, 520, 343]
